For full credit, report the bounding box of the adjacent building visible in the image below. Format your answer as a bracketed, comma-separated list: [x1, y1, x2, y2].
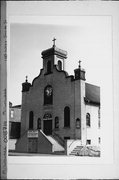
[9, 102, 21, 151]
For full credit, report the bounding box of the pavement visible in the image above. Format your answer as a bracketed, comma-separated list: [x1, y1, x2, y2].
[9, 151, 66, 156]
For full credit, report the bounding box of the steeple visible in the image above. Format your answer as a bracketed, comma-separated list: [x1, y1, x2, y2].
[25, 75, 28, 82]
[22, 76, 31, 92]
[41, 39, 67, 59]
[52, 37, 56, 47]
[78, 60, 81, 69]
[41, 39, 67, 74]
[74, 60, 86, 81]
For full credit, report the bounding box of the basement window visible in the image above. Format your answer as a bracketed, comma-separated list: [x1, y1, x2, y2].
[86, 139, 91, 145]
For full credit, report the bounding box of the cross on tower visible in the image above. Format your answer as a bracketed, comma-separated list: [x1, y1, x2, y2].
[79, 60, 81, 69]
[25, 75, 28, 82]
[52, 38, 56, 47]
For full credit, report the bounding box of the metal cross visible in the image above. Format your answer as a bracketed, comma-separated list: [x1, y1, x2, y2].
[26, 75, 28, 82]
[79, 60, 81, 68]
[52, 38, 56, 46]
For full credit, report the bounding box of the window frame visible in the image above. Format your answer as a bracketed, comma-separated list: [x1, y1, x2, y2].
[58, 60, 62, 71]
[76, 118, 81, 129]
[44, 85, 53, 105]
[29, 111, 34, 130]
[86, 139, 91, 145]
[86, 113, 91, 127]
[47, 60, 52, 74]
[64, 106, 70, 128]
[10, 109, 14, 118]
[54, 116, 59, 129]
[37, 118, 41, 129]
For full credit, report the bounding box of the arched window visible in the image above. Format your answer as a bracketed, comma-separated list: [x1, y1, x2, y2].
[29, 111, 34, 129]
[37, 118, 41, 129]
[76, 118, 81, 128]
[47, 61, 51, 74]
[58, 60, 62, 71]
[64, 106, 70, 127]
[86, 113, 91, 127]
[55, 116, 59, 129]
[44, 85, 53, 105]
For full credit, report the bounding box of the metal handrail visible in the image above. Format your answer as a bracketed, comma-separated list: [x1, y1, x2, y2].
[52, 130, 65, 146]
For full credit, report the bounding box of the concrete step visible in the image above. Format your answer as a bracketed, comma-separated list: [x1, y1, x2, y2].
[69, 146, 100, 156]
[69, 146, 83, 156]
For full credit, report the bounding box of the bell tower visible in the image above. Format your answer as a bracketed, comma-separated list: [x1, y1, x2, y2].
[74, 61, 86, 145]
[41, 38, 67, 74]
[21, 76, 31, 136]
[74, 60, 86, 81]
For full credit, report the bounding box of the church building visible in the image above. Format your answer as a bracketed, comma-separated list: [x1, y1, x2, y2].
[16, 40, 100, 155]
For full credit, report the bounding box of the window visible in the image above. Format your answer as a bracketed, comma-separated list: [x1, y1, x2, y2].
[55, 116, 59, 129]
[98, 108, 100, 119]
[47, 61, 51, 74]
[86, 113, 91, 127]
[87, 139, 91, 145]
[44, 85, 53, 105]
[64, 106, 70, 128]
[98, 119, 101, 128]
[29, 111, 34, 129]
[37, 118, 41, 129]
[99, 137, 101, 144]
[58, 60, 62, 70]
[76, 118, 81, 128]
[10, 110, 14, 118]
[98, 109, 101, 128]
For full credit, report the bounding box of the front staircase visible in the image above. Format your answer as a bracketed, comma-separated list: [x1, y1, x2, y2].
[69, 146, 83, 156]
[38, 130, 65, 154]
[69, 145, 100, 157]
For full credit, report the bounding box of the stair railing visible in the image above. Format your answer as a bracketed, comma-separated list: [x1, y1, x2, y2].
[68, 139, 76, 148]
[52, 130, 65, 147]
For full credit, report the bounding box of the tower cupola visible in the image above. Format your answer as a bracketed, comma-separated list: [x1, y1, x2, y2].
[22, 76, 31, 92]
[41, 38, 67, 74]
[74, 61, 86, 81]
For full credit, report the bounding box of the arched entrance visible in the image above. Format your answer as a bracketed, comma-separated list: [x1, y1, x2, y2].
[43, 113, 52, 135]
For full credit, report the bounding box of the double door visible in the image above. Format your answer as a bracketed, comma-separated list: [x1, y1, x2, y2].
[43, 120, 52, 135]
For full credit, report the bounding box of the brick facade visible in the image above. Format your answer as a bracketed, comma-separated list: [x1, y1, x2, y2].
[16, 44, 100, 153]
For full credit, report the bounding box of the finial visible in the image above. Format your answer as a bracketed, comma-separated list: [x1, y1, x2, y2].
[52, 37, 56, 47]
[79, 60, 81, 69]
[25, 75, 28, 82]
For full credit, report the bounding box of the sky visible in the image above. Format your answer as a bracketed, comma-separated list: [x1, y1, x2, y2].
[9, 16, 112, 105]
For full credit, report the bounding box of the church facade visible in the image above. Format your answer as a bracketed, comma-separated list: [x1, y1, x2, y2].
[16, 41, 100, 155]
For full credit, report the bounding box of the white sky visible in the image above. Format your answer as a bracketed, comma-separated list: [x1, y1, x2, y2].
[9, 16, 112, 105]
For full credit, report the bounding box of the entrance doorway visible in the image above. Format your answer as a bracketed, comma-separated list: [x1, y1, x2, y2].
[43, 120, 52, 135]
